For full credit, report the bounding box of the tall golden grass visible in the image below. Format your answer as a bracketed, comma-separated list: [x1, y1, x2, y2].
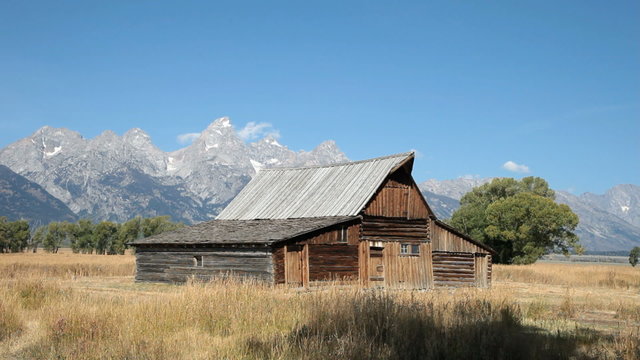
[0, 253, 638, 359]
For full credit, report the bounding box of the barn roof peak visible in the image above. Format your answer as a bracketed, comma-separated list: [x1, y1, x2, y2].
[217, 151, 416, 220]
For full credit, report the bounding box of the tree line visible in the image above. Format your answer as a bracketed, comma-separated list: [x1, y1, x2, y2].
[0, 216, 182, 254]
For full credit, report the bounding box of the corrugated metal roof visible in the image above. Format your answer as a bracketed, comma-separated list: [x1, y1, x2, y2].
[217, 152, 414, 220]
[129, 216, 359, 245]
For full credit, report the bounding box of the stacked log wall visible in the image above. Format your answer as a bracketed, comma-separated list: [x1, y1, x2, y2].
[135, 246, 273, 283]
[361, 216, 429, 242]
[432, 251, 476, 287]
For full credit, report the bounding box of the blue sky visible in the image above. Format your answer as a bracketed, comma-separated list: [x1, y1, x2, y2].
[0, 1, 638, 194]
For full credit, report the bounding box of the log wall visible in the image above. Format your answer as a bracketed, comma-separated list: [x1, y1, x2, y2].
[432, 251, 476, 287]
[135, 246, 273, 283]
[361, 216, 429, 242]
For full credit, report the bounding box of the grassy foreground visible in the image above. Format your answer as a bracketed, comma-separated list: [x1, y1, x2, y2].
[0, 252, 638, 359]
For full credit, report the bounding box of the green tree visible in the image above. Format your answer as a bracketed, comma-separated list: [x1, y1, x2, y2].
[630, 247, 640, 267]
[7, 220, 30, 252]
[44, 222, 66, 253]
[94, 221, 119, 255]
[115, 217, 142, 255]
[0, 217, 8, 253]
[75, 219, 95, 254]
[141, 216, 182, 237]
[450, 177, 580, 264]
[30, 226, 47, 253]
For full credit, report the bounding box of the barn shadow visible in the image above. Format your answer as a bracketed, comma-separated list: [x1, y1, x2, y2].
[245, 291, 606, 360]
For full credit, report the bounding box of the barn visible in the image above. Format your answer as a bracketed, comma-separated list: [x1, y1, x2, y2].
[130, 152, 495, 288]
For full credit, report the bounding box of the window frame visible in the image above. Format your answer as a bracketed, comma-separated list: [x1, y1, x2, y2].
[193, 255, 203, 267]
[400, 243, 420, 256]
[336, 226, 348, 243]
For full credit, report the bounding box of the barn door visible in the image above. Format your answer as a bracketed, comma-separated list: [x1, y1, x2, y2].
[285, 245, 308, 287]
[474, 254, 488, 288]
[369, 246, 384, 286]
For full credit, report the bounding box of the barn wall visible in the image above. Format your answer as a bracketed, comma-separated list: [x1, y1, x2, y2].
[430, 220, 489, 254]
[363, 170, 431, 219]
[432, 251, 476, 287]
[361, 216, 429, 241]
[383, 241, 433, 289]
[273, 222, 361, 285]
[308, 244, 359, 281]
[135, 246, 274, 283]
[273, 246, 285, 284]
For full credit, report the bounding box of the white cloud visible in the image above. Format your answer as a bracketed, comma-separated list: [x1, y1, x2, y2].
[177, 132, 201, 145]
[238, 122, 280, 141]
[502, 161, 530, 173]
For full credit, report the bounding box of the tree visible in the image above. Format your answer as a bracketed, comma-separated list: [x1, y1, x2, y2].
[44, 222, 66, 253]
[450, 177, 580, 264]
[94, 221, 119, 255]
[7, 220, 30, 252]
[0, 217, 8, 253]
[75, 219, 95, 254]
[30, 226, 47, 253]
[141, 216, 182, 237]
[630, 247, 640, 267]
[116, 217, 142, 255]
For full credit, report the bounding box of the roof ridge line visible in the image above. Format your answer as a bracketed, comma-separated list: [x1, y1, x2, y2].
[259, 151, 414, 172]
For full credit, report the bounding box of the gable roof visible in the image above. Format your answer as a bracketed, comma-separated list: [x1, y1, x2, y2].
[129, 216, 359, 246]
[217, 152, 415, 220]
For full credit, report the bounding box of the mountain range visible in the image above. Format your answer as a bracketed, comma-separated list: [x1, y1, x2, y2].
[0, 117, 346, 224]
[0, 117, 637, 252]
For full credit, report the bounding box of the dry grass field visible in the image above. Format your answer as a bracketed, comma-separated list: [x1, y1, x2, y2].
[0, 252, 638, 359]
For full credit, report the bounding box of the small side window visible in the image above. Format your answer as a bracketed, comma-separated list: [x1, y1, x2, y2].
[193, 255, 203, 267]
[337, 227, 348, 243]
[400, 243, 420, 256]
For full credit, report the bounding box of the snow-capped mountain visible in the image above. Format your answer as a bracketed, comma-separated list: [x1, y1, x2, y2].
[0, 117, 347, 223]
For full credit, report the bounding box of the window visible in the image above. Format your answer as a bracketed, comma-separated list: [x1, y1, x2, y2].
[337, 226, 348, 243]
[401, 243, 420, 256]
[193, 255, 203, 267]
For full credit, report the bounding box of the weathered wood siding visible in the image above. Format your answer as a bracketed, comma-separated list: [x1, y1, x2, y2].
[361, 216, 429, 241]
[383, 241, 432, 289]
[273, 246, 285, 284]
[273, 222, 360, 285]
[432, 251, 476, 287]
[135, 246, 274, 283]
[363, 170, 431, 219]
[308, 244, 359, 281]
[430, 220, 489, 254]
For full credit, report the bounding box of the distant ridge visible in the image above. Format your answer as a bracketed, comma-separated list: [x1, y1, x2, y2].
[0, 165, 77, 225]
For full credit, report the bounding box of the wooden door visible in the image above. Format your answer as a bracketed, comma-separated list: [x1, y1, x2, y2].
[475, 255, 488, 288]
[285, 245, 308, 287]
[369, 247, 384, 285]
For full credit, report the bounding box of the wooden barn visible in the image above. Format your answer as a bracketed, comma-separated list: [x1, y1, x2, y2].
[130, 152, 495, 289]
